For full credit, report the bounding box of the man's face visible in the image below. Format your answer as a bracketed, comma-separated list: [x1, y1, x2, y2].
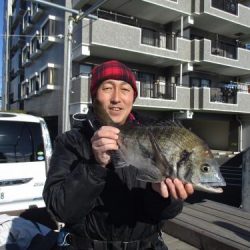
[95, 79, 134, 125]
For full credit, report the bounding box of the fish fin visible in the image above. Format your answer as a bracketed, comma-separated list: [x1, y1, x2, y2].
[111, 150, 129, 168]
[136, 162, 164, 183]
[112, 139, 134, 168]
[148, 129, 174, 177]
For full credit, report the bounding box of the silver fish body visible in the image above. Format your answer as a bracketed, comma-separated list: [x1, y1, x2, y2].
[114, 123, 226, 193]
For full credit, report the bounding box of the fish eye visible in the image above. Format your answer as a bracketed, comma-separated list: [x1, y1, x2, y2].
[201, 164, 210, 173]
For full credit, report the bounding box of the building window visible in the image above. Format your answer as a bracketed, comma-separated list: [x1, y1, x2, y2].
[137, 72, 155, 98]
[212, 0, 237, 15]
[155, 80, 166, 98]
[21, 80, 29, 98]
[141, 28, 160, 47]
[23, 8, 32, 33]
[79, 64, 92, 76]
[41, 19, 56, 43]
[190, 77, 211, 87]
[30, 74, 40, 92]
[22, 43, 30, 65]
[41, 67, 56, 86]
[31, 32, 40, 54]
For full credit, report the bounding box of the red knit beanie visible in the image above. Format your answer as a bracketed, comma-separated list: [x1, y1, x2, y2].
[90, 60, 138, 100]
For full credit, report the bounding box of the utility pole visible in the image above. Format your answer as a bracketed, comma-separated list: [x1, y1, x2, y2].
[26, 0, 108, 132]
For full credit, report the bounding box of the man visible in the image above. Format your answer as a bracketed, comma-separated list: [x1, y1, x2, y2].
[43, 60, 194, 250]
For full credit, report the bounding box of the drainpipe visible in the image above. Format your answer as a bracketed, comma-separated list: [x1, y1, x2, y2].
[180, 15, 183, 37]
[179, 63, 183, 86]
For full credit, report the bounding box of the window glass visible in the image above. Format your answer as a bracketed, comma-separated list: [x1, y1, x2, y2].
[42, 19, 55, 42]
[0, 121, 44, 163]
[30, 75, 39, 91]
[31, 34, 40, 53]
[137, 72, 154, 97]
[41, 67, 56, 86]
[142, 28, 159, 47]
[22, 45, 30, 63]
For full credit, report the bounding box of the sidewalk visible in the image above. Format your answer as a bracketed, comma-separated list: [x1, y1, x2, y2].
[163, 232, 199, 250]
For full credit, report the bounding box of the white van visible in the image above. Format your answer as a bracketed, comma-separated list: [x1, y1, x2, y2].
[0, 112, 52, 213]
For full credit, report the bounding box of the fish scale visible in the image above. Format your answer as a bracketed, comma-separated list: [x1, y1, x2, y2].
[115, 123, 226, 193]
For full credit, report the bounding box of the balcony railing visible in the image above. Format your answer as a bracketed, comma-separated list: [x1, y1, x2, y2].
[139, 81, 176, 100]
[95, 9, 138, 27]
[211, 40, 237, 59]
[210, 82, 250, 104]
[141, 29, 176, 50]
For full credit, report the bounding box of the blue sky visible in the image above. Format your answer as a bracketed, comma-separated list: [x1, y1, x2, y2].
[0, 0, 4, 95]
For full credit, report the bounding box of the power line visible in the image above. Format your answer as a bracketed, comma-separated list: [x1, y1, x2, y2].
[0, 34, 65, 39]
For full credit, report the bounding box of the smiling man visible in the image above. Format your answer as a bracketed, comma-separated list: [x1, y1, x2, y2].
[43, 60, 193, 250]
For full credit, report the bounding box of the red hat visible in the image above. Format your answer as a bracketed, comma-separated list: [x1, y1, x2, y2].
[90, 60, 138, 100]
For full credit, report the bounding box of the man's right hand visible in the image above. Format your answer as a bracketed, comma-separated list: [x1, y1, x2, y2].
[91, 126, 120, 167]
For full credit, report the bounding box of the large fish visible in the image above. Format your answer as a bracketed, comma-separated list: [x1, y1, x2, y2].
[92, 101, 226, 193]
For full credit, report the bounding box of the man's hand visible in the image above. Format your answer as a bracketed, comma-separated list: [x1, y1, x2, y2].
[152, 178, 194, 200]
[91, 126, 120, 167]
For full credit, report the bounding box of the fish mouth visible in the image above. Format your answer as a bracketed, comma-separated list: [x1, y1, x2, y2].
[194, 183, 225, 193]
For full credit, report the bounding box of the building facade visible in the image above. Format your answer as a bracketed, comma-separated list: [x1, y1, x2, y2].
[3, 0, 250, 154]
[2, 0, 71, 140]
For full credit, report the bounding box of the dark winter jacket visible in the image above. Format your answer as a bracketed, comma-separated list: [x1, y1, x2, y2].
[43, 109, 183, 243]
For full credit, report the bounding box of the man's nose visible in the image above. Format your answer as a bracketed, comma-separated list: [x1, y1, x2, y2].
[111, 89, 121, 102]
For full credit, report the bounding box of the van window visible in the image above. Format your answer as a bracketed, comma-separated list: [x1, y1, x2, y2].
[0, 121, 44, 163]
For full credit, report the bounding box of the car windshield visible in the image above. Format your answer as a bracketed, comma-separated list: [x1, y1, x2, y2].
[0, 121, 44, 163]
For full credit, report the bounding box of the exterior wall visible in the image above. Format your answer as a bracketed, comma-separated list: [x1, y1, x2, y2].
[22, 1, 67, 120]
[2, 0, 12, 110]
[72, 18, 191, 65]
[3, 0, 250, 150]
[240, 115, 250, 150]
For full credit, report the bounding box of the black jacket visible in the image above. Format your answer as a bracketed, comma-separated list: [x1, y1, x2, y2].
[43, 110, 183, 242]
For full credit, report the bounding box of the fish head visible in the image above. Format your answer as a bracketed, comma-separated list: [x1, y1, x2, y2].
[177, 145, 226, 193]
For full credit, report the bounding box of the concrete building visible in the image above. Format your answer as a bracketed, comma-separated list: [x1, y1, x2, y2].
[2, 0, 72, 140]
[2, 0, 250, 153]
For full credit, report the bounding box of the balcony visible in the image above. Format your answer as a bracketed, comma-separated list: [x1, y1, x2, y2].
[197, 87, 250, 113]
[191, 39, 250, 76]
[29, 90, 39, 97]
[69, 74, 250, 114]
[194, 0, 250, 40]
[72, 0, 191, 24]
[22, 43, 32, 67]
[39, 84, 57, 94]
[30, 31, 42, 59]
[23, 8, 33, 34]
[40, 36, 57, 50]
[72, 18, 191, 66]
[40, 16, 58, 50]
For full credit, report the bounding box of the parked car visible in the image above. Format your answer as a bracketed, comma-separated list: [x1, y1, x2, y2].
[0, 112, 52, 213]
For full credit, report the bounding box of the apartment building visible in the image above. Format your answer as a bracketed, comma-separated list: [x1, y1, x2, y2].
[3, 0, 250, 153]
[2, 0, 71, 139]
